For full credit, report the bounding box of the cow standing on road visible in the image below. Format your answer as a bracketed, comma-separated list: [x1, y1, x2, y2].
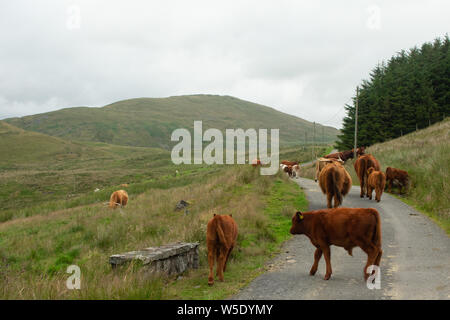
[290, 208, 382, 281]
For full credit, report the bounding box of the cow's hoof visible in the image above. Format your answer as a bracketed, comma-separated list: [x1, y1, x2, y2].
[360, 195, 364, 198]
[309, 269, 317, 276]
[208, 281, 214, 286]
[324, 274, 331, 280]
[376, 200, 380, 203]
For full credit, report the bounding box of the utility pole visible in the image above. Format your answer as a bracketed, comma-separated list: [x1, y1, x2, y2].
[313, 121, 316, 159]
[322, 126, 324, 146]
[354, 86, 359, 159]
[304, 132, 307, 151]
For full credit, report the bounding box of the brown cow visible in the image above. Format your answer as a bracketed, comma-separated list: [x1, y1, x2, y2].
[315, 157, 344, 182]
[206, 214, 238, 286]
[357, 146, 366, 156]
[367, 168, 386, 202]
[354, 154, 380, 198]
[283, 165, 293, 177]
[324, 149, 354, 162]
[318, 162, 352, 208]
[109, 190, 128, 209]
[385, 167, 410, 194]
[290, 208, 382, 281]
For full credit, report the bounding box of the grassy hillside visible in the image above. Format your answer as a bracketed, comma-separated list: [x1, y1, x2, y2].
[0, 164, 307, 299]
[0, 121, 179, 220]
[5, 95, 339, 149]
[301, 118, 450, 234]
[366, 118, 450, 233]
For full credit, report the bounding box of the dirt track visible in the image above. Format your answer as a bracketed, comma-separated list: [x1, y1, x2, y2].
[232, 177, 450, 300]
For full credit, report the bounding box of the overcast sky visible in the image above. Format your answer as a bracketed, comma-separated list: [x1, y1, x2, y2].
[0, 1, 448, 128]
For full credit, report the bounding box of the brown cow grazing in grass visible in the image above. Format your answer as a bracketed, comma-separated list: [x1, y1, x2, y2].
[385, 167, 410, 194]
[290, 208, 382, 281]
[109, 190, 128, 209]
[206, 214, 238, 286]
[354, 154, 380, 198]
[367, 168, 386, 202]
[281, 160, 298, 166]
[315, 157, 344, 182]
[318, 162, 352, 208]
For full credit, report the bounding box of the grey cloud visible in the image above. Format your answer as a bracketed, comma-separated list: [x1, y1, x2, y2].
[0, 0, 449, 128]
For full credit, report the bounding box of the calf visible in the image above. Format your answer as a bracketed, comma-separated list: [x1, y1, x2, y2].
[109, 190, 128, 209]
[206, 214, 238, 286]
[290, 208, 382, 281]
[354, 154, 380, 198]
[318, 162, 352, 208]
[385, 167, 409, 193]
[367, 168, 386, 202]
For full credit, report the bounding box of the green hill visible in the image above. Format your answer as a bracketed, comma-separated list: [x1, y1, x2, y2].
[5, 95, 339, 149]
[0, 121, 171, 216]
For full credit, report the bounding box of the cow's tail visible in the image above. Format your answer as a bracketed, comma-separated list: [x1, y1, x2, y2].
[328, 167, 342, 206]
[215, 218, 229, 249]
[372, 209, 382, 248]
[358, 158, 367, 191]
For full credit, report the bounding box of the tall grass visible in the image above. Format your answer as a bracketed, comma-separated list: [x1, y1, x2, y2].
[0, 165, 307, 299]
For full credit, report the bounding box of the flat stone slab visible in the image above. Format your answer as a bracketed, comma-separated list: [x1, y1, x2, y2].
[109, 242, 199, 275]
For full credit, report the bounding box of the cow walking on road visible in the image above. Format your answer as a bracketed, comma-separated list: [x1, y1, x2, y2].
[290, 208, 382, 281]
[318, 162, 352, 208]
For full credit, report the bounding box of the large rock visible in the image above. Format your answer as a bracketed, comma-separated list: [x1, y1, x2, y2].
[109, 242, 199, 275]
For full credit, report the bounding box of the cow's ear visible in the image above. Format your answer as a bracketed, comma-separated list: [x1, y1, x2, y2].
[296, 211, 304, 220]
[214, 214, 216, 216]
[229, 214, 232, 217]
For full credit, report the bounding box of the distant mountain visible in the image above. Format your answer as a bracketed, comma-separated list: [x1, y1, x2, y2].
[5, 95, 339, 149]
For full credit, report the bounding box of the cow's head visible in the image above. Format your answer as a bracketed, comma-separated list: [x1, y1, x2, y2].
[290, 211, 305, 235]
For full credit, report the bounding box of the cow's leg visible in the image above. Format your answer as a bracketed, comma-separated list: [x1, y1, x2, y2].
[216, 247, 228, 282]
[223, 245, 234, 273]
[310, 248, 322, 276]
[374, 248, 383, 266]
[388, 179, 392, 193]
[207, 244, 215, 286]
[327, 192, 333, 208]
[368, 186, 373, 200]
[333, 193, 340, 208]
[360, 180, 365, 198]
[376, 188, 381, 202]
[365, 176, 370, 198]
[322, 245, 332, 280]
[360, 245, 380, 281]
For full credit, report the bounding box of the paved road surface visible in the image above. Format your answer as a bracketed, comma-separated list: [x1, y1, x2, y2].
[232, 177, 450, 300]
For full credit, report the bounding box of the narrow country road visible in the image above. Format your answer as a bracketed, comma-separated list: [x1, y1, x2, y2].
[232, 177, 450, 300]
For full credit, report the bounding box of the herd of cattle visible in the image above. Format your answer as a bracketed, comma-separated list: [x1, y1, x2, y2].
[107, 149, 410, 285]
